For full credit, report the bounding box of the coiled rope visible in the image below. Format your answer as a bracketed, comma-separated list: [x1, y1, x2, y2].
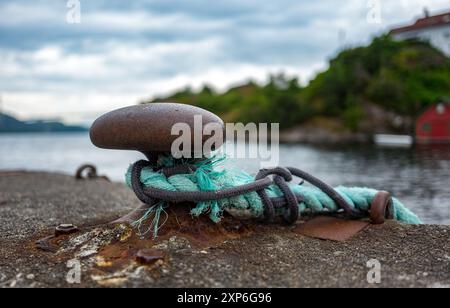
[125, 155, 421, 237]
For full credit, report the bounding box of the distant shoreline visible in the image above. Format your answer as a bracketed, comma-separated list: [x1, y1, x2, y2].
[0, 113, 88, 134]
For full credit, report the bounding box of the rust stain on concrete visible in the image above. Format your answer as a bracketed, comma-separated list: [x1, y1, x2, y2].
[294, 216, 370, 242]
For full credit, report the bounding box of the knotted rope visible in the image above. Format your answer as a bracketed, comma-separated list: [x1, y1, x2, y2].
[125, 155, 421, 237]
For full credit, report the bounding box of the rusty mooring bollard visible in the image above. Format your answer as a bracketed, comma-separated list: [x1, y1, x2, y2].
[90, 103, 225, 225]
[88, 102, 404, 241]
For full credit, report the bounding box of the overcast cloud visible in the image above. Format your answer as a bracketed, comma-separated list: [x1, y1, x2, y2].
[0, 0, 449, 124]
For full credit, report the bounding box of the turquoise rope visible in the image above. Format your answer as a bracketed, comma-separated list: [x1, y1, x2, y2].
[125, 155, 422, 227]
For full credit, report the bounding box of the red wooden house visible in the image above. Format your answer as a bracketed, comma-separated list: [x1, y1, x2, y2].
[416, 101, 450, 143]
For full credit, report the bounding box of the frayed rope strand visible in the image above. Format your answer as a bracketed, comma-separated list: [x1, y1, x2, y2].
[130, 201, 168, 239]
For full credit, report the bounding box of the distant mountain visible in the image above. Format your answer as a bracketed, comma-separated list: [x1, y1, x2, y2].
[0, 113, 88, 133]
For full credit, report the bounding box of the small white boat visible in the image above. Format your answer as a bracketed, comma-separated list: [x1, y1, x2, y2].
[374, 134, 414, 147]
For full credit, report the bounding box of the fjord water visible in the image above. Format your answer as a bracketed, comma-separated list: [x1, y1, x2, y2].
[0, 132, 449, 225]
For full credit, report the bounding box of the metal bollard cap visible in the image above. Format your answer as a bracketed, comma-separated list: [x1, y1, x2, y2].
[90, 103, 224, 155]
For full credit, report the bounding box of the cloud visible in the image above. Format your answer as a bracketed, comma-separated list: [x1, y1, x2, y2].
[0, 0, 449, 123]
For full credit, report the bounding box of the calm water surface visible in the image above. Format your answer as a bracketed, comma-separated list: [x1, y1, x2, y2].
[1, 133, 449, 225]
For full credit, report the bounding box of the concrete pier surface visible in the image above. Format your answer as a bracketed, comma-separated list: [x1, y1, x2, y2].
[0, 172, 449, 288]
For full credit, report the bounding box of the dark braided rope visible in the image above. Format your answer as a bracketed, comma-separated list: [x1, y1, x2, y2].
[286, 167, 365, 218]
[274, 175, 299, 224]
[130, 159, 364, 224]
[255, 167, 293, 222]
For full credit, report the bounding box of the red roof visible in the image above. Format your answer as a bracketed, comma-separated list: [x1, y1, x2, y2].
[391, 11, 450, 34]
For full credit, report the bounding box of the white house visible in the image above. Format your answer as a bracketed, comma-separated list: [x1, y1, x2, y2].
[390, 10, 450, 56]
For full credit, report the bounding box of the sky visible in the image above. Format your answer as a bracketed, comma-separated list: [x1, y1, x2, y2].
[0, 0, 449, 125]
